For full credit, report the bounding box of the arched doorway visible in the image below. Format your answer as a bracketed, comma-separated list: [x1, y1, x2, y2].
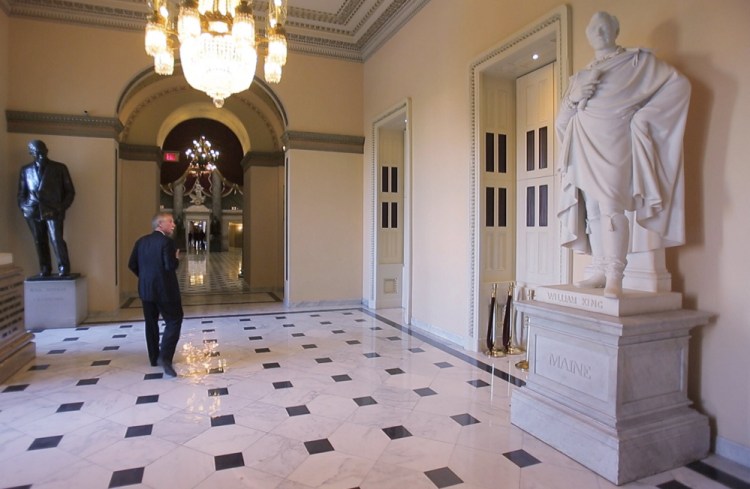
[116, 66, 287, 306]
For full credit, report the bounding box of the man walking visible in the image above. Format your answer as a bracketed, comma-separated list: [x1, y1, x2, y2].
[128, 212, 183, 377]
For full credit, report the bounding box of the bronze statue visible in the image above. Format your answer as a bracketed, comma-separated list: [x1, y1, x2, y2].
[17, 140, 76, 277]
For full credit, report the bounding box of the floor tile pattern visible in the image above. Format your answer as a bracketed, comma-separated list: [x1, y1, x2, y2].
[1, 308, 748, 489]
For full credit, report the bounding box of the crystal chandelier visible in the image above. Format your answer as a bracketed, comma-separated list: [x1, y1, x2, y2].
[145, 0, 288, 108]
[185, 136, 219, 175]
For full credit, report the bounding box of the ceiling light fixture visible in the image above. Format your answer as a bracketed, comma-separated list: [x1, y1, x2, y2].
[185, 136, 219, 175]
[145, 0, 288, 108]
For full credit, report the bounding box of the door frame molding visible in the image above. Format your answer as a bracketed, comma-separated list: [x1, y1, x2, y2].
[367, 98, 413, 320]
[468, 6, 571, 347]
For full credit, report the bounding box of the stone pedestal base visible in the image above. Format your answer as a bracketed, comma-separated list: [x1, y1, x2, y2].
[0, 333, 36, 383]
[25, 276, 87, 328]
[535, 284, 681, 317]
[510, 300, 710, 485]
[0, 259, 34, 382]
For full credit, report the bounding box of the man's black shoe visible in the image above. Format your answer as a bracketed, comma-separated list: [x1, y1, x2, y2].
[158, 358, 177, 377]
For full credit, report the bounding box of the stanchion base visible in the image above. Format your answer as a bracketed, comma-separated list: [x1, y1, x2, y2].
[505, 346, 525, 355]
[514, 359, 529, 371]
[486, 348, 506, 358]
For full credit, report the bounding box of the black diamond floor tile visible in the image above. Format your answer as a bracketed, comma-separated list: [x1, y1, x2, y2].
[354, 396, 377, 406]
[435, 362, 453, 368]
[467, 379, 490, 388]
[28, 364, 50, 371]
[263, 362, 281, 369]
[332, 374, 351, 382]
[286, 405, 310, 416]
[302, 344, 317, 349]
[383, 425, 412, 440]
[424, 467, 463, 488]
[125, 424, 153, 438]
[28, 435, 63, 450]
[364, 352, 380, 358]
[414, 387, 437, 397]
[255, 348, 271, 353]
[211, 415, 236, 427]
[273, 381, 293, 389]
[386, 368, 404, 375]
[208, 388, 229, 396]
[214, 452, 245, 470]
[109, 467, 144, 488]
[136, 395, 159, 404]
[76, 378, 99, 386]
[316, 357, 332, 363]
[657, 481, 692, 489]
[91, 360, 111, 366]
[57, 402, 84, 412]
[144, 373, 163, 380]
[304, 438, 334, 455]
[450, 413, 480, 426]
[3, 384, 29, 393]
[503, 449, 541, 468]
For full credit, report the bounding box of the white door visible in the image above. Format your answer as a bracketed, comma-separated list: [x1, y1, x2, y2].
[515, 63, 559, 286]
[376, 127, 404, 308]
[481, 77, 516, 290]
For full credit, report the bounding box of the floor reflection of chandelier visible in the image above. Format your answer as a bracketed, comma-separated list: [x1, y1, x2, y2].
[186, 136, 219, 175]
[145, 0, 288, 108]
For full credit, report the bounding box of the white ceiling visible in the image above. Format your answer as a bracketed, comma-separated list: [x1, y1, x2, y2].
[1, 0, 431, 61]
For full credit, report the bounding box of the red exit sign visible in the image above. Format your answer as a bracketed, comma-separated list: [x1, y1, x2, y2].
[163, 151, 180, 162]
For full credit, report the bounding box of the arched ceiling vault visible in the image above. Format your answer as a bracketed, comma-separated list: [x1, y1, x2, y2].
[119, 68, 285, 154]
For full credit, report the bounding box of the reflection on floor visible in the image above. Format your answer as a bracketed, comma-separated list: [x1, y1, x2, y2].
[3, 253, 749, 488]
[120, 249, 281, 313]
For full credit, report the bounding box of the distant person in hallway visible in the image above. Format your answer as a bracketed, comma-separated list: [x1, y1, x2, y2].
[556, 11, 690, 297]
[17, 139, 76, 277]
[128, 212, 183, 377]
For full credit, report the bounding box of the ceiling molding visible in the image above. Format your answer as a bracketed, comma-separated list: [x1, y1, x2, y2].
[6, 110, 123, 138]
[5, 0, 431, 62]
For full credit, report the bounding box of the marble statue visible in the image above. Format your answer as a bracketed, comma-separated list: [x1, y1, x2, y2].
[556, 11, 690, 297]
[17, 140, 76, 277]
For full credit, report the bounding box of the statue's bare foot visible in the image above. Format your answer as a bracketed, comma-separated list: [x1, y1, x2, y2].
[603, 279, 622, 298]
[574, 272, 606, 289]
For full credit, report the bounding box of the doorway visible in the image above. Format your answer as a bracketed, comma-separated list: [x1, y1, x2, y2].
[369, 99, 412, 319]
[469, 6, 571, 349]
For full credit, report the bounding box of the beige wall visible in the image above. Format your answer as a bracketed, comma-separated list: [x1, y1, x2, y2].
[363, 0, 750, 464]
[246, 165, 284, 292]
[287, 149, 363, 304]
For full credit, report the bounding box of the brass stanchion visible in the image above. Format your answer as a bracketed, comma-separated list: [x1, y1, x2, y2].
[486, 283, 505, 357]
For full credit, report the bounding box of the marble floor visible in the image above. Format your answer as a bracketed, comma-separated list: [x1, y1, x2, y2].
[2, 252, 749, 489]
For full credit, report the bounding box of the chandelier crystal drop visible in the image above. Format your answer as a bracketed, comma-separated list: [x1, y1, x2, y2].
[144, 0, 288, 108]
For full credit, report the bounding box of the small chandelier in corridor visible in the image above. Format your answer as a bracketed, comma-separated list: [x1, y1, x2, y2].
[144, 0, 288, 108]
[185, 136, 219, 175]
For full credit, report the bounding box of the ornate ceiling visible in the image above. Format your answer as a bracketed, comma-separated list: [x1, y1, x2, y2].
[0, 0, 431, 61]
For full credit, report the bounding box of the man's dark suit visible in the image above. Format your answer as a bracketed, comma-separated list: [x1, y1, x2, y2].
[128, 230, 183, 367]
[17, 158, 75, 276]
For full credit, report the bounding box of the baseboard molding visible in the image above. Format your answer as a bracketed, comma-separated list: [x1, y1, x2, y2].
[715, 436, 750, 469]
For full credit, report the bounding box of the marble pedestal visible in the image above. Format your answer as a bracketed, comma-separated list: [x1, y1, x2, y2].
[25, 276, 87, 328]
[510, 299, 710, 485]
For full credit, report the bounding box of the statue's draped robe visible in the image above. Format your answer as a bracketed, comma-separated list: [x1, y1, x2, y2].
[556, 48, 690, 254]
